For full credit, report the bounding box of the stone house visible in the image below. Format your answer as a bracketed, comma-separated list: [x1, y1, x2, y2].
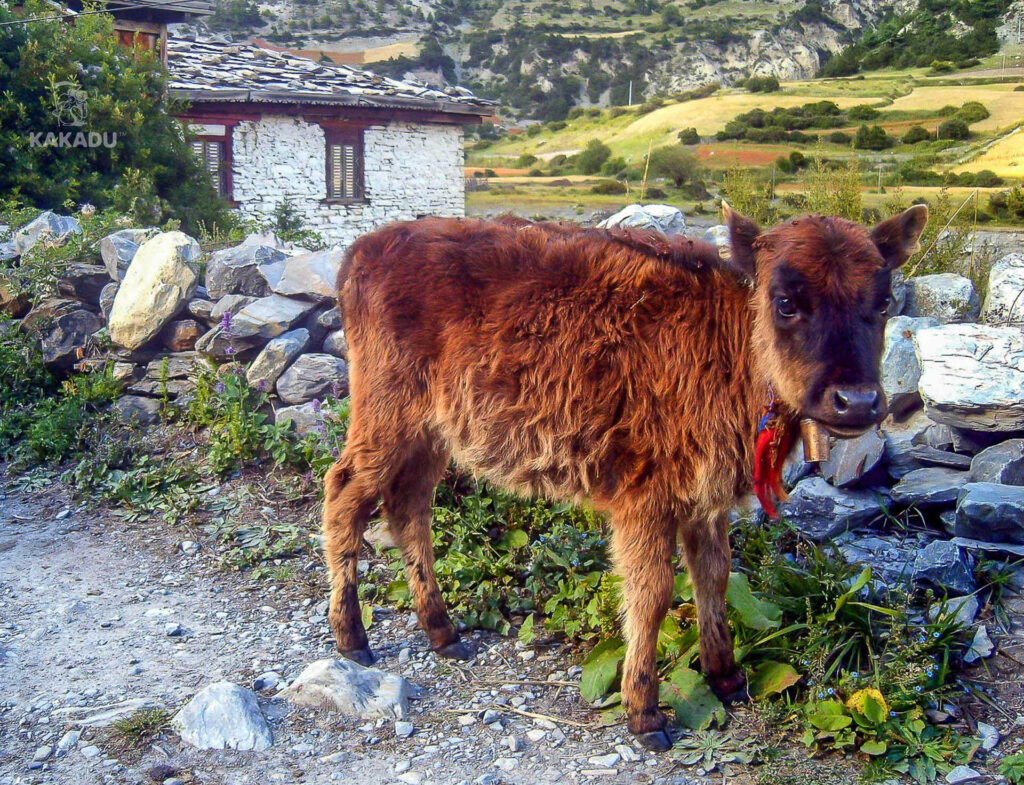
[166, 36, 493, 246]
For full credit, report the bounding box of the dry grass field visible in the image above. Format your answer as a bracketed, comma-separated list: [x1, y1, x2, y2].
[955, 127, 1024, 177]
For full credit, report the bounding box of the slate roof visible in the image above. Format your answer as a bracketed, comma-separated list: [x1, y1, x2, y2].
[167, 36, 493, 117]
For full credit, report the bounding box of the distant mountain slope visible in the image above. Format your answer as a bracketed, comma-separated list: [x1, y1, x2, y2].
[204, 0, 1016, 120]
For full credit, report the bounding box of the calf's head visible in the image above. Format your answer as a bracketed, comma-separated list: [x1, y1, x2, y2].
[724, 203, 928, 436]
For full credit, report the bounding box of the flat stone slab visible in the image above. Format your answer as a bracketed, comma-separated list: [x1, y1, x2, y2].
[282, 659, 410, 719]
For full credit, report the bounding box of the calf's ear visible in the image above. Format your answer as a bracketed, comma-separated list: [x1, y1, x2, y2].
[721, 200, 761, 282]
[871, 204, 929, 269]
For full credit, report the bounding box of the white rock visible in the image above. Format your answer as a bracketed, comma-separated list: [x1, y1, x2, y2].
[982, 252, 1024, 325]
[397, 773, 423, 785]
[56, 730, 80, 753]
[172, 681, 273, 751]
[963, 625, 994, 664]
[80, 745, 101, 759]
[394, 720, 414, 738]
[494, 757, 518, 771]
[882, 316, 938, 416]
[458, 713, 477, 726]
[108, 232, 201, 350]
[33, 745, 52, 761]
[282, 658, 410, 719]
[597, 204, 686, 236]
[615, 744, 641, 762]
[904, 273, 980, 323]
[13, 211, 81, 255]
[945, 765, 983, 783]
[976, 721, 1000, 751]
[915, 324, 1024, 431]
[588, 753, 621, 767]
[267, 248, 346, 302]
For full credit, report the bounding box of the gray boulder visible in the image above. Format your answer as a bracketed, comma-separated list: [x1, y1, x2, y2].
[210, 294, 258, 322]
[911, 540, 975, 596]
[954, 482, 1024, 545]
[820, 428, 886, 488]
[881, 316, 938, 417]
[598, 204, 687, 236]
[13, 211, 81, 255]
[172, 682, 272, 751]
[276, 353, 349, 405]
[970, 439, 1024, 485]
[775, 477, 887, 541]
[57, 264, 111, 304]
[205, 244, 287, 300]
[282, 659, 410, 719]
[915, 324, 1024, 431]
[20, 297, 83, 334]
[702, 224, 729, 255]
[0, 240, 15, 261]
[881, 410, 953, 480]
[323, 329, 348, 359]
[981, 252, 1024, 325]
[318, 306, 343, 331]
[839, 534, 918, 590]
[99, 282, 118, 322]
[908, 445, 971, 471]
[99, 228, 158, 281]
[188, 298, 216, 325]
[889, 270, 907, 316]
[108, 232, 201, 350]
[903, 273, 980, 323]
[40, 309, 103, 368]
[267, 248, 346, 302]
[246, 328, 310, 390]
[114, 395, 161, 425]
[890, 467, 968, 508]
[196, 296, 317, 359]
[274, 402, 323, 437]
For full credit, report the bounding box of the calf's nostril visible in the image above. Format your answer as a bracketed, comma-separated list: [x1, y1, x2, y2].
[833, 390, 850, 413]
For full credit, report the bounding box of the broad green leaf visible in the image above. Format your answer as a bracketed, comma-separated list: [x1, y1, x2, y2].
[385, 579, 410, 603]
[658, 666, 726, 730]
[727, 572, 782, 631]
[518, 613, 536, 645]
[579, 637, 625, 703]
[501, 528, 530, 550]
[360, 602, 374, 631]
[808, 710, 853, 732]
[860, 740, 888, 756]
[748, 661, 801, 699]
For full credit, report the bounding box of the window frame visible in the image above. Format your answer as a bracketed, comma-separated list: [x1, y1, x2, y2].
[323, 126, 366, 205]
[183, 119, 236, 204]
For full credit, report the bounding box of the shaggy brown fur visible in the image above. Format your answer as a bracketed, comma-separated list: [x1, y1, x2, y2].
[321, 205, 927, 750]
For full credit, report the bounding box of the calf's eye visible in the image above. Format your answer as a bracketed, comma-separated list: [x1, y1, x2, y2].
[776, 297, 797, 318]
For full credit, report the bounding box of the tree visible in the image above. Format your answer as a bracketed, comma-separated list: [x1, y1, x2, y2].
[647, 144, 698, 187]
[677, 127, 700, 145]
[902, 125, 932, 144]
[853, 124, 892, 151]
[576, 139, 612, 175]
[937, 118, 969, 140]
[0, 1, 230, 233]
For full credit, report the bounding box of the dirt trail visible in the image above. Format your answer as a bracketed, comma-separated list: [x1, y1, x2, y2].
[0, 477, 701, 785]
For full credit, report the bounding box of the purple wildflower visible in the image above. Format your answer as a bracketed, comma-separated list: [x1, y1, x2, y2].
[256, 379, 268, 392]
[331, 446, 341, 458]
[310, 399, 322, 413]
[220, 311, 233, 335]
[215, 381, 225, 394]
[225, 345, 236, 356]
[330, 381, 342, 399]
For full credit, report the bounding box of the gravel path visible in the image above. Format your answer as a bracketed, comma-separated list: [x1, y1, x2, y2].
[0, 476, 702, 785]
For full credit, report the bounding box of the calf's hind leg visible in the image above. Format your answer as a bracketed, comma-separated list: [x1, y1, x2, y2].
[613, 514, 676, 752]
[381, 438, 470, 660]
[323, 454, 381, 665]
[680, 514, 746, 702]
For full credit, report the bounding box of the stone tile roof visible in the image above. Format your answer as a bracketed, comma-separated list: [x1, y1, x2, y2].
[167, 36, 493, 116]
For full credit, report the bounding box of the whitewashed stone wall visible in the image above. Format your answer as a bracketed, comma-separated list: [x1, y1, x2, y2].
[230, 116, 466, 247]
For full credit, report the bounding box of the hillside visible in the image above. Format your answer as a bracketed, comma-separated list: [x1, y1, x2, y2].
[198, 0, 947, 120]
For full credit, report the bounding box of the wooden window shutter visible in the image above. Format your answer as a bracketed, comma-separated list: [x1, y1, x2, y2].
[326, 130, 364, 201]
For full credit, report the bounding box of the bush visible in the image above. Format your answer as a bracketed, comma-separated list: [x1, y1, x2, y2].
[647, 144, 699, 187]
[526, 124, 543, 137]
[805, 155, 862, 221]
[902, 125, 932, 144]
[928, 59, 955, 73]
[854, 124, 893, 150]
[608, 106, 629, 118]
[776, 155, 793, 174]
[828, 131, 852, 145]
[644, 186, 667, 199]
[0, 1, 230, 234]
[955, 101, 990, 124]
[847, 104, 879, 121]
[590, 179, 627, 195]
[514, 153, 539, 168]
[601, 157, 627, 176]
[677, 127, 700, 145]
[937, 118, 970, 140]
[744, 74, 780, 93]
[528, 168, 544, 177]
[576, 139, 612, 175]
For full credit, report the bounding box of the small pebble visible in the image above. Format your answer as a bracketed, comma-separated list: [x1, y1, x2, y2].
[164, 622, 184, 637]
[395, 721, 414, 739]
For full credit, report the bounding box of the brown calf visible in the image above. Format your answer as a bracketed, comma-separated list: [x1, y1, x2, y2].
[321, 205, 928, 750]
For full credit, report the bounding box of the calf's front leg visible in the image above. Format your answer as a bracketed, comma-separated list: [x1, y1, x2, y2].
[613, 517, 675, 752]
[680, 513, 746, 702]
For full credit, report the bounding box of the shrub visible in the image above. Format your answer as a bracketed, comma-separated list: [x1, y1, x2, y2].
[514, 153, 539, 168]
[0, 0, 230, 234]
[776, 156, 793, 174]
[526, 124, 543, 137]
[804, 154, 862, 221]
[647, 144, 699, 187]
[528, 168, 544, 177]
[590, 179, 627, 195]
[854, 124, 893, 150]
[644, 186, 667, 199]
[928, 59, 955, 73]
[576, 139, 612, 175]
[677, 127, 700, 145]
[721, 167, 778, 226]
[847, 104, 879, 121]
[601, 157, 627, 176]
[937, 118, 970, 140]
[955, 101, 989, 124]
[608, 106, 629, 118]
[828, 131, 852, 145]
[744, 74, 780, 93]
[902, 125, 932, 144]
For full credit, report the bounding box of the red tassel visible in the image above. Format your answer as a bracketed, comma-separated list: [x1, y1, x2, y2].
[753, 402, 797, 519]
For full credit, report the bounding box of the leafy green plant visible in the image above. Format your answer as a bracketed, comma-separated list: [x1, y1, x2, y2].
[1000, 753, 1024, 784]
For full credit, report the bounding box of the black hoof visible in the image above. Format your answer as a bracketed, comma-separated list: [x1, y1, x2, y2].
[340, 647, 375, 666]
[635, 728, 672, 752]
[434, 640, 474, 661]
[710, 671, 748, 704]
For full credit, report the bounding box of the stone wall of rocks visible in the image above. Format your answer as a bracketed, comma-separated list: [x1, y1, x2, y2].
[231, 117, 466, 246]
